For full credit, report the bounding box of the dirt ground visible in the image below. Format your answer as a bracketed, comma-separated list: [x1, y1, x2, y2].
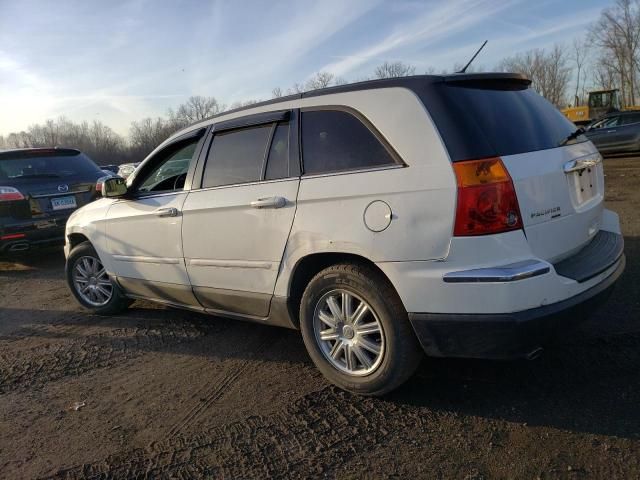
[0, 157, 639, 480]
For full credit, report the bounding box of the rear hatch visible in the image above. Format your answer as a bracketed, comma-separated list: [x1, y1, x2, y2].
[420, 74, 603, 262]
[0, 149, 103, 223]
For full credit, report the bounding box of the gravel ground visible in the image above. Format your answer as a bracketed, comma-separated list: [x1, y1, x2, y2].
[0, 156, 639, 479]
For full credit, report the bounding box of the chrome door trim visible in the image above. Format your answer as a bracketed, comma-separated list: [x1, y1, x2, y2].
[187, 258, 274, 269]
[443, 259, 551, 283]
[112, 255, 181, 265]
[563, 153, 602, 173]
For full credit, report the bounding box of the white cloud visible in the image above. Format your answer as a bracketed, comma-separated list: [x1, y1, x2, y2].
[317, 0, 521, 77]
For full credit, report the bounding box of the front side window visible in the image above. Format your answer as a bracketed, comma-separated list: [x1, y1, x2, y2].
[301, 110, 396, 175]
[137, 140, 198, 194]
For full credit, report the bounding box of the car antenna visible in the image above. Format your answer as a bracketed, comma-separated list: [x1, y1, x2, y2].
[457, 40, 488, 73]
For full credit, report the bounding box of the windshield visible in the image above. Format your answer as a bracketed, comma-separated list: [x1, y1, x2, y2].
[0, 153, 102, 180]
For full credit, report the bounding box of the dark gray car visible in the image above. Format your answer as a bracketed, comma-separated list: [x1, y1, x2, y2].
[584, 111, 640, 154]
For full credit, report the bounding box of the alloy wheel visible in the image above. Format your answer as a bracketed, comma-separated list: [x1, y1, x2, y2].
[313, 289, 385, 376]
[72, 255, 113, 306]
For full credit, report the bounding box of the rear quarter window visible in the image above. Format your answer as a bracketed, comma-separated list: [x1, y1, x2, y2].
[301, 110, 397, 175]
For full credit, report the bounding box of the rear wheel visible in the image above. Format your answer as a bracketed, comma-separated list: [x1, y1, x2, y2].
[65, 242, 131, 315]
[300, 263, 423, 396]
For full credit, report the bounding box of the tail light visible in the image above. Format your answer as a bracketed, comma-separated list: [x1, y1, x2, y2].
[453, 157, 522, 236]
[0, 186, 25, 202]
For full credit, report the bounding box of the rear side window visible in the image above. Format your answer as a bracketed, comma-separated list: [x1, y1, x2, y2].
[421, 83, 578, 161]
[620, 114, 640, 125]
[0, 152, 101, 180]
[265, 122, 289, 180]
[301, 110, 396, 175]
[203, 124, 272, 188]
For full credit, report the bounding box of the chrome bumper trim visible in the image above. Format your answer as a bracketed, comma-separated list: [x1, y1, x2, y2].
[443, 259, 551, 283]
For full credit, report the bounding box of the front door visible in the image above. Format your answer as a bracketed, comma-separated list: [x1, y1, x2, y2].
[181, 112, 299, 317]
[104, 132, 205, 305]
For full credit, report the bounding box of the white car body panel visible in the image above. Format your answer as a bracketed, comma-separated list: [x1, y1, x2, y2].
[501, 141, 605, 263]
[182, 178, 300, 312]
[104, 192, 190, 285]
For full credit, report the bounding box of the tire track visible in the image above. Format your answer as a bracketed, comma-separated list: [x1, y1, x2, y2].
[51, 387, 421, 479]
[0, 321, 205, 394]
[164, 358, 258, 439]
[163, 338, 273, 440]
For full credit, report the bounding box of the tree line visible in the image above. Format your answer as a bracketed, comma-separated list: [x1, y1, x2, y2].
[1, 0, 638, 165]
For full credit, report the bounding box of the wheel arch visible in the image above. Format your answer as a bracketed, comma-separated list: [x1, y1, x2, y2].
[67, 232, 91, 250]
[286, 252, 402, 328]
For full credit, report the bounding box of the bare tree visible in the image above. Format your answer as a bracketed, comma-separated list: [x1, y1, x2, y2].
[229, 99, 260, 110]
[168, 96, 225, 129]
[589, 0, 640, 106]
[129, 117, 175, 160]
[498, 45, 571, 107]
[305, 71, 335, 90]
[571, 37, 591, 105]
[287, 82, 306, 95]
[374, 61, 416, 79]
[271, 87, 283, 98]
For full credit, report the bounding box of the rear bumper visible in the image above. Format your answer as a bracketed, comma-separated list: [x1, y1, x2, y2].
[0, 215, 70, 253]
[408, 254, 625, 359]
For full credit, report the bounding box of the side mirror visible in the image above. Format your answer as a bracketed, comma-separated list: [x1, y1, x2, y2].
[97, 176, 127, 198]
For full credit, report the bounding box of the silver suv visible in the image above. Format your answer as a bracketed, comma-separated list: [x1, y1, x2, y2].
[65, 73, 624, 395]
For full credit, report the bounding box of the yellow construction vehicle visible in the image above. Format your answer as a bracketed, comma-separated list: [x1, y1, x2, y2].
[562, 89, 622, 125]
[562, 88, 640, 125]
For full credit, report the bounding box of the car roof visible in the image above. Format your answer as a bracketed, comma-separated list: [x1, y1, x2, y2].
[170, 72, 530, 139]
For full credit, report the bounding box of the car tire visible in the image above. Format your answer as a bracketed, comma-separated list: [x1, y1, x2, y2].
[65, 241, 131, 315]
[299, 262, 423, 396]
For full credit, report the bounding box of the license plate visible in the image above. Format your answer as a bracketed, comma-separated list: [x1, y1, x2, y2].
[573, 168, 597, 204]
[51, 196, 77, 210]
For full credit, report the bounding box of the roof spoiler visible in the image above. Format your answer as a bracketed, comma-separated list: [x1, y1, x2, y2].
[441, 72, 531, 89]
[0, 147, 81, 159]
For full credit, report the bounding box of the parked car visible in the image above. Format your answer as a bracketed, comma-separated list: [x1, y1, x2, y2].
[0, 147, 105, 254]
[100, 164, 120, 174]
[64, 73, 625, 395]
[117, 162, 140, 179]
[584, 110, 640, 154]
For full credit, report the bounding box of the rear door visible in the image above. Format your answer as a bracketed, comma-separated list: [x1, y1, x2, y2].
[181, 111, 299, 317]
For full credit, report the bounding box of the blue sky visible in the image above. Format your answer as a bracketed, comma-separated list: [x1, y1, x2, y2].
[0, 0, 611, 137]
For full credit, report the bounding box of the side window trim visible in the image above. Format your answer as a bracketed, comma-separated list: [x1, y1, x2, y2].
[260, 123, 278, 180]
[195, 110, 297, 190]
[290, 108, 301, 177]
[214, 110, 290, 133]
[299, 106, 405, 176]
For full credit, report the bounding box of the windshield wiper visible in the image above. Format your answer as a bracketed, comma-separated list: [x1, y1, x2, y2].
[559, 127, 586, 147]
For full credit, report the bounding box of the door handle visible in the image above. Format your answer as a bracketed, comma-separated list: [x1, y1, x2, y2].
[250, 196, 286, 209]
[606, 129, 617, 133]
[154, 207, 179, 217]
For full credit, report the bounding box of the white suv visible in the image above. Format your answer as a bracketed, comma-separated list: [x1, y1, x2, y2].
[64, 73, 625, 395]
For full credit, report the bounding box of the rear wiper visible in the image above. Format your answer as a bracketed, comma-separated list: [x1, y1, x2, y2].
[559, 127, 586, 147]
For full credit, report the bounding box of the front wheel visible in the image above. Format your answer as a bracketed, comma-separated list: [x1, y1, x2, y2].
[299, 263, 423, 396]
[65, 242, 131, 315]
